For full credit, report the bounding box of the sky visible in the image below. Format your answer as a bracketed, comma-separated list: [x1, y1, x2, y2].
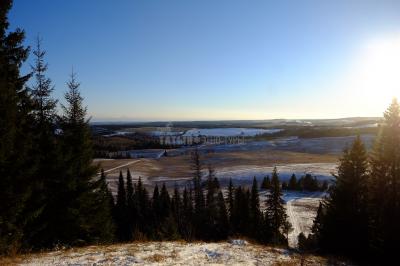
[8, 0, 400, 121]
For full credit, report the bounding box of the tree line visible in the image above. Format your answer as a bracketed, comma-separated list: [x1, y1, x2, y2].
[261, 173, 328, 192]
[109, 150, 292, 246]
[299, 99, 400, 264]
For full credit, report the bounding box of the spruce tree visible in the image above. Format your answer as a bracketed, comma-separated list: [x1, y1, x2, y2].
[369, 99, 400, 259]
[0, 0, 33, 253]
[205, 166, 219, 239]
[160, 183, 171, 220]
[288, 174, 297, 190]
[115, 171, 128, 241]
[216, 190, 229, 239]
[250, 177, 261, 238]
[152, 184, 161, 229]
[181, 186, 194, 240]
[88, 169, 115, 242]
[30, 36, 57, 123]
[56, 70, 112, 245]
[126, 169, 135, 240]
[227, 178, 235, 223]
[314, 136, 369, 257]
[137, 177, 151, 237]
[191, 148, 206, 238]
[261, 175, 271, 190]
[265, 167, 291, 245]
[23, 36, 60, 248]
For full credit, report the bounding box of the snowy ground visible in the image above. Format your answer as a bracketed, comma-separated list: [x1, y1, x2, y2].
[6, 241, 351, 265]
[283, 192, 325, 247]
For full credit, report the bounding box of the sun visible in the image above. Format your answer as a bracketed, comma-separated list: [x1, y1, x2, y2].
[345, 34, 400, 107]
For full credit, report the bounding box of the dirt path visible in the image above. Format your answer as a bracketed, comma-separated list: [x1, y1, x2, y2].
[287, 199, 300, 248]
[99, 159, 142, 174]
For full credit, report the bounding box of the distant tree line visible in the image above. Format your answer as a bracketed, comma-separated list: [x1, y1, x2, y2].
[261, 173, 328, 192]
[92, 132, 180, 157]
[298, 99, 400, 264]
[109, 151, 292, 246]
[255, 126, 378, 141]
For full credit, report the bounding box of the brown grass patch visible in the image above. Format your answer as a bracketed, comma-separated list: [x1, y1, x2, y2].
[145, 253, 167, 263]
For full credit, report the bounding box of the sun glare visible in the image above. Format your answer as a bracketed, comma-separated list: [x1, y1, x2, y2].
[346, 34, 400, 106]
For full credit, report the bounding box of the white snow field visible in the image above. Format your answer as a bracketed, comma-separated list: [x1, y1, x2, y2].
[12, 241, 350, 265]
[283, 192, 325, 247]
[183, 128, 283, 137]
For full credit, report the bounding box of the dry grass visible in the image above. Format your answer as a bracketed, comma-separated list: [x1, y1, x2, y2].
[98, 150, 337, 193]
[145, 253, 167, 263]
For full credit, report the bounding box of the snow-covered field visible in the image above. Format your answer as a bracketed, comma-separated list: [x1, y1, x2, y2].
[216, 163, 336, 183]
[183, 128, 283, 137]
[283, 192, 325, 247]
[143, 163, 337, 188]
[7, 241, 350, 265]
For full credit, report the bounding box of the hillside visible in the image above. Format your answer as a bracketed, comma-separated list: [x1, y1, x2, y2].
[2, 241, 352, 266]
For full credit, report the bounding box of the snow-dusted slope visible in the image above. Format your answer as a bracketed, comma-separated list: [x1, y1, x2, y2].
[8, 241, 350, 266]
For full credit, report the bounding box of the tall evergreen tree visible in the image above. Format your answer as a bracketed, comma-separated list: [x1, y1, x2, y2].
[191, 148, 206, 238]
[0, 0, 33, 253]
[136, 177, 151, 237]
[261, 175, 271, 190]
[288, 174, 297, 190]
[227, 178, 235, 223]
[312, 136, 369, 257]
[181, 186, 194, 240]
[216, 190, 229, 239]
[152, 184, 161, 229]
[369, 99, 400, 259]
[115, 171, 128, 241]
[265, 167, 291, 245]
[88, 169, 115, 242]
[250, 177, 261, 238]
[30, 36, 57, 124]
[125, 169, 135, 240]
[52, 69, 112, 245]
[23, 36, 59, 248]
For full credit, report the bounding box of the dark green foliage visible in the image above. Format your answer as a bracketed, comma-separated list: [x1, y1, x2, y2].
[191, 148, 206, 238]
[231, 186, 250, 235]
[368, 99, 400, 260]
[297, 174, 320, 191]
[46, 70, 112, 246]
[281, 181, 288, 190]
[216, 190, 229, 239]
[314, 136, 370, 257]
[249, 177, 261, 239]
[227, 178, 235, 224]
[20, 36, 59, 250]
[86, 169, 115, 243]
[181, 186, 194, 240]
[126, 169, 136, 240]
[0, 0, 33, 254]
[115, 171, 127, 241]
[261, 175, 271, 190]
[288, 174, 297, 190]
[265, 167, 291, 245]
[297, 232, 308, 251]
[0, 2, 116, 250]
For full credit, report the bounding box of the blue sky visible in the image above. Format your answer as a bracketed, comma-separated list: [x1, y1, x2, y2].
[9, 0, 400, 121]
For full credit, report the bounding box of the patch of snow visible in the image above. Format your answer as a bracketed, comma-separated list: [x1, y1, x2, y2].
[229, 239, 248, 246]
[14, 241, 352, 266]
